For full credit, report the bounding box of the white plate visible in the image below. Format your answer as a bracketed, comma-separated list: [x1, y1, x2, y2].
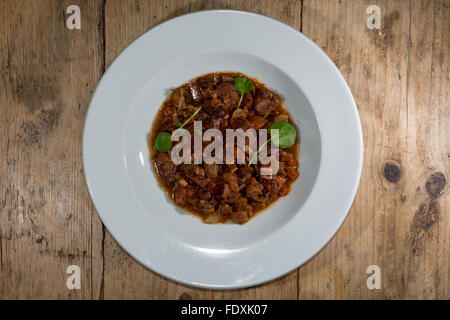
[83, 10, 363, 289]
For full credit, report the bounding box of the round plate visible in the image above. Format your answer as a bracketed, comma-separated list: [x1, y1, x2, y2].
[83, 10, 363, 289]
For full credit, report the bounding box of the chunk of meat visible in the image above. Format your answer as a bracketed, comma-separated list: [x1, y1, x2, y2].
[215, 83, 240, 109]
[220, 119, 229, 129]
[189, 175, 210, 188]
[204, 97, 222, 110]
[193, 165, 205, 176]
[199, 190, 212, 200]
[249, 116, 268, 129]
[177, 178, 188, 187]
[197, 200, 215, 214]
[219, 204, 232, 215]
[172, 88, 186, 109]
[232, 108, 247, 120]
[216, 182, 232, 199]
[173, 187, 193, 206]
[204, 212, 223, 224]
[177, 103, 197, 118]
[238, 166, 254, 183]
[239, 166, 254, 176]
[242, 93, 253, 110]
[203, 88, 223, 111]
[277, 162, 286, 176]
[206, 118, 221, 129]
[254, 88, 282, 117]
[181, 164, 210, 188]
[228, 164, 238, 174]
[279, 185, 290, 196]
[274, 176, 287, 192]
[233, 197, 249, 211]
[239, 172, 252, 184]
[231, 119, 252, 130]
[231, 211, 248, 224]
[223, 172, 239, 191]
[245, 183, 264, 201]
[153, 154, 177, 183]
[274, 114, 289, 122]
[204, 163, 220, 178]
[272, 91, 282, 105]
[280, 150, 294, 162]
[187, 83, 203, 102]
[254, 99, 272, 117]
[287, 170, 299, 181]
[221, 75, 234, 83]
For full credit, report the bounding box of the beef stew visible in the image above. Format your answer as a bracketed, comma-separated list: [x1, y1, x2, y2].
[149, 72, 299, 224]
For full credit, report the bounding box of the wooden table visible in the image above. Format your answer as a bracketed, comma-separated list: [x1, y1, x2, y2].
[0, 0, 448, 300]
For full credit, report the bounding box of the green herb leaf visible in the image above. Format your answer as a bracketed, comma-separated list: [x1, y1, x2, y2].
[234, 78, 253, 109]
[154, 106, 202, 153]
[154, 132, 172, 152]
[270, 122, 296, 148]
[234, 77, 253, 94]
[248, 121, 296, 166]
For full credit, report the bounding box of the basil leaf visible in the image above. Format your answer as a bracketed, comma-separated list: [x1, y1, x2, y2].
[154, 132, 172, 152]
[234, 77, 253, 93]
[270, 122, 296, 148]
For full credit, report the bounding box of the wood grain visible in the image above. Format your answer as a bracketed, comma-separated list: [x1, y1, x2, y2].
[0, 0, 105, 299]
[299, 0, 449, 299]
[0, 0, 448, 299]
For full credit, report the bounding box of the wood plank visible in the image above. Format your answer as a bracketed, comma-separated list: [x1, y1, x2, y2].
[403, 0, 449, 299]
[299, 0, 449, 299]
[1, 0, 447, 300]
[0, 0, 104, 299]
[102, 0, 301, 299]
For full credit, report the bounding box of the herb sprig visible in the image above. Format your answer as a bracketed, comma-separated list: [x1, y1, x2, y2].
[248, 121, 297, 166]
[233, 77, 253, 109]
[154, 105, 203, 152]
